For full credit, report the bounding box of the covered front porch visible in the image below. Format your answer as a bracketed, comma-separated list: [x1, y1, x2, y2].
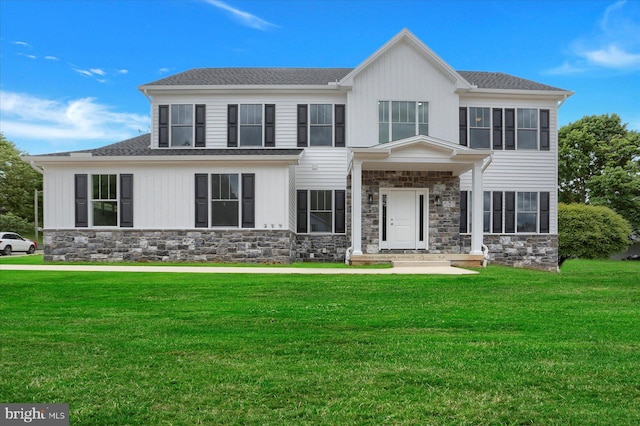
[347, 136, 492, 265]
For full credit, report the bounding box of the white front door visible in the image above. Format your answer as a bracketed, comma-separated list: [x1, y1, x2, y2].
[381, 189, 428, 250]
[389, 190, 416, 249]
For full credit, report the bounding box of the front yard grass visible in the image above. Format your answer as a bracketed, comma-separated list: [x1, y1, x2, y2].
[1, 260, 638, 424]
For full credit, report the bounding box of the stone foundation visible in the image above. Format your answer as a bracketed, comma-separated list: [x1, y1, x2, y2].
[43, 229, 349, 264]
[462, 234, 559, 272]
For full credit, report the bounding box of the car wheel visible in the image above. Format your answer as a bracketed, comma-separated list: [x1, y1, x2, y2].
[2, 246, 11, 256]
[27, 245, 36, 254]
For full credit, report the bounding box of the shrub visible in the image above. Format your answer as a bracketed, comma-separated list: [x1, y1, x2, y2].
[558, 203, 631, 265]
[0, 212, 33, 235]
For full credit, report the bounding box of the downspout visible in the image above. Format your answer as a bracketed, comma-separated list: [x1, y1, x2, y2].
[482, 153, 494, 172]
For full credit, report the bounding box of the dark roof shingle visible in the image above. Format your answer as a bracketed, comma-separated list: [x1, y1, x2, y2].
[457, 71, 565, 91]
[39, 134, 304, 157]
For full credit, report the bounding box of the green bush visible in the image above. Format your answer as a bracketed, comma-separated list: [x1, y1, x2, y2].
[0, 212, 33, 235]
[558, 203, 631, 265]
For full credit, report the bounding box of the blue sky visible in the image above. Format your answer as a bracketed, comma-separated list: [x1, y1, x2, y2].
[1, 0, 639, 155]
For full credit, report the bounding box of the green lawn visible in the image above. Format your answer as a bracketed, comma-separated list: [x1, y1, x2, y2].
[1, 260, 639, 425]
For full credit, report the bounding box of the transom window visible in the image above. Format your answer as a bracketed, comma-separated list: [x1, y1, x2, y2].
[379, 101, 428, 143]
[171, 104, 194, 147]
[92, 174, 117, 226]
[240, 104, 263, 146]
[469, 107, 491, 149]
[211, 174, 239, 227]
[517, 108, 538, 149]
[517, 192, 538, 232]
[310, 104, 333, 146]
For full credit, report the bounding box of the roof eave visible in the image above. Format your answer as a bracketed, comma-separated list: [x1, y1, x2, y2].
[460, 88, 574, 99]
[23, 153, 304, 166]
[138, 83, 343, 94]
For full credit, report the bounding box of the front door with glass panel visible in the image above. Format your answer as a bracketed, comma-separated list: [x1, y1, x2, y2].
[380, 189, 428, 250]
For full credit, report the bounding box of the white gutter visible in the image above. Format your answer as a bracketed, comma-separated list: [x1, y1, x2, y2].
[29, 161, 44, 174]
[482, 154, 494, 172]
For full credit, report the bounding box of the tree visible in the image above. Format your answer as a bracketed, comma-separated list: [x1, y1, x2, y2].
[558, 203, 631, 266]
[558, 114, 640, 231]
[0, 133, 43, 223]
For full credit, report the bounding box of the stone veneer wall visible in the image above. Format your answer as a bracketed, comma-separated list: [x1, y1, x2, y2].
[295, 235, 350, 262]
[462, 234, 559, 272]
[43, 229, 351, 264]
[44, 230, 297, 264]
[361, 170, 461, 254]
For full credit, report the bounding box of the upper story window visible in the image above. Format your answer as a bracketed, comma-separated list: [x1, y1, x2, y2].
[159, 104, 205, 148]
[228, 104, 275, 148]
[240, 104, 263, 147]
[297, 104, 346, 148]
[379, 101, 428, 144]
[469, 107, 491, 149]
[459, 107, 550, 151]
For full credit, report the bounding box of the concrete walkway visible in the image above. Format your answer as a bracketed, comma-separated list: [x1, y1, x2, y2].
[1, 263, 477, 275]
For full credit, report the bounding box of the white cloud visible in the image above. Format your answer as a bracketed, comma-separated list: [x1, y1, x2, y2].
[548, 0, 640, 74]
[44, 55, 59, 61]
[12, 41, 32, 48]
[90, 68, 106, 76]
[582, 44, 640, 68]
[73, 68, 93, 77]
[202, 0, 277, 30]
[0, 91, 149, 152]
[118, 69, 129, 74]
[158, 67, 172, 74]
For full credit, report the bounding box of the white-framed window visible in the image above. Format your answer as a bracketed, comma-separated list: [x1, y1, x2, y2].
[517, 192, 538, 232]
[483, 191, 492, 233]
[211, 174, 239, 227]
[92, 174, 118, 226]
[310, 104, 333, 146]
[517, 108, 538, 150]
[240, 104, 263, 147]
[170, 104, 194, 147]
[310, 190, 332, 232]
[470, 107, 491, 149]
[379, 101, 428, 143]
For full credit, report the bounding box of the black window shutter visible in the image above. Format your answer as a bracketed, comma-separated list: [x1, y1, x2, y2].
[264, 104, 276, 147]
[227, 104, 238, 147]
[242, 174, 255, 228]
[459, 107, 467, 146]
[492, 108, 503, 150]
[296, 190, 308, 233]
[460, 191, 468, 233]
[120, 174, 134, 228]
[195, 104, 206, 147]
[335, 190, 346, 233]
[335, 104, 346, 147]
[297, 104, 308, 147]
[74, 174, 88, 227]
[505, 109, 515, 150]
[505, 191, 515, 233]
[492, 191, 503, 233]
[540, 192, 550, 233]
[540, 109, 550, 151]
[159, 105, 169, 147]
[195, 174, 208, 228]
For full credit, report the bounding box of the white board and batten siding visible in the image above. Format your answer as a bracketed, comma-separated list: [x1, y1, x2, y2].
[347, 40, 460, 147]
[43, 163, 292, 231]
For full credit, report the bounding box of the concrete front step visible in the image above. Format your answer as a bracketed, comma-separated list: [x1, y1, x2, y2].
[392, 260, 451, 268]
[350, 253, 484, 268]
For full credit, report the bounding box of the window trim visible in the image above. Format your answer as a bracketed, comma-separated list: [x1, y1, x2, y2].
[159, 104, 206, 148]
[91, 174, 119, 227]
[379, 100, 429, 144]
[239, 104, 264, 147]
[211, 173, 240, 228]
[297, 189, 346, 234]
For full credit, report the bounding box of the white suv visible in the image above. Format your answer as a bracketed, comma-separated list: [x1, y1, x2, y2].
[0, 232, 37, 255]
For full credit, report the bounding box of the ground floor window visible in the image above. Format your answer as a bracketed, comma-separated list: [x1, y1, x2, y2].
[461, 190, 549, 234]
[92, 174, 118, 226]
[297, 189, 345, 234]
[211, 174, 239, 227]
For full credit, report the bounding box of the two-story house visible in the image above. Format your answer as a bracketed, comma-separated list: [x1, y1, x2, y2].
[25, 29, 572, 271]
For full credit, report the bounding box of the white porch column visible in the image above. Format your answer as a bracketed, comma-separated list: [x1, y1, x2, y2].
[470, 162, 484, 255]
[351, 159, 363, 255]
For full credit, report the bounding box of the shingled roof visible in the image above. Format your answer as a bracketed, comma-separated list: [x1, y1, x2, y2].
[141, 68, 566, 92]
[38, 134, 304, 157]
